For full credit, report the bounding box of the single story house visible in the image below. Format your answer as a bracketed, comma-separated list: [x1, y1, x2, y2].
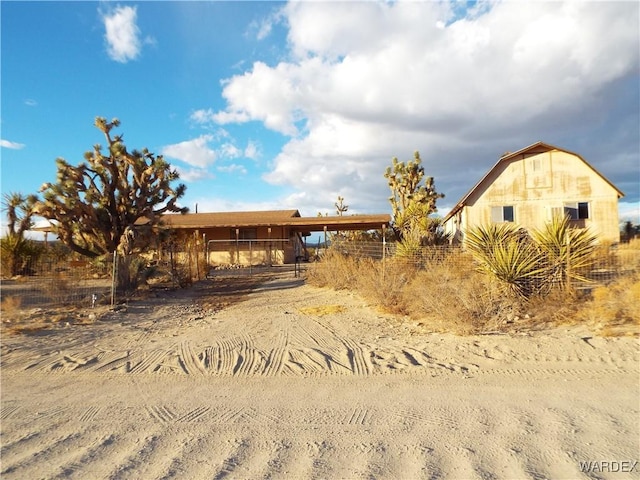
[443, 142, 624, 244]
[159, 209, 390, 265]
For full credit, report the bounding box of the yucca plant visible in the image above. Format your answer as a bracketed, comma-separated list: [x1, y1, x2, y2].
[394, 227, 424, 265]
[531, 214, 598, 289]
[465, 223, 546, 298]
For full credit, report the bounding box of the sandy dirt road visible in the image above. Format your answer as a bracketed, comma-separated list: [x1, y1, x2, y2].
[1, 271, 639, 479]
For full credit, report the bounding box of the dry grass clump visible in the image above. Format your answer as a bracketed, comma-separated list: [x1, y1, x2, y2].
[1, 295, 23, 321]
[401, 256, 521, 334]
[307, 250, 528, 334]
[577, 274, 640, 336]
[306, 249, 362, 290]
[307, 248, 639, 336]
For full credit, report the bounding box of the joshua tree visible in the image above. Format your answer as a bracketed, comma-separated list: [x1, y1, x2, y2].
[384, 151, 444, 243]
[35, 117, 188, 288]
[1, 192, 41, 276]
[335, 196, 348, 216]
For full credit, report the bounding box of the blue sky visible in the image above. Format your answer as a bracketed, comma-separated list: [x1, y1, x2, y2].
[2, 1, 639, 234]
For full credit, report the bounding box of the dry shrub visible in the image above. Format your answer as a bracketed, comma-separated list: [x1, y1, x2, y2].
[306, 246, 640, 336]
[401, 253, 527, 334]
[306, 250, 360, 290]
[356, 257, 417, 315]
[617, 239, 640, 273]
[1, 295, 23, 321]
[577, 274, 640, 336]
[308, 249, 525, 333]
[42, 274, 74, 305]
[524, 289, 582, 329]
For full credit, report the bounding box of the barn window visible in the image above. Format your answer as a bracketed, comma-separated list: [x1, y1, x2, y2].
[564, 202, 589, 220]
[491, 206, 514, 223]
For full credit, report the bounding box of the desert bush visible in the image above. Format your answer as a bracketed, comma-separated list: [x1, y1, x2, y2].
[577, 274, 640, 336]
[465, 216, 599, 297]
[308, 243, 640, 335]
[116, 254, 147, 291]
[308, 247, 533, 333]
[399, 253, 521, 333]
[617, 239, 640, 273]
[306, 249, 361, 290]
[1, 295, 23, 320]
[356, 257, 417, 315]
[1, 236, 44, 277]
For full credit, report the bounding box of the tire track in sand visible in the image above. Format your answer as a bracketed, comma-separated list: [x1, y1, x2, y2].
[128, 348, 172, 374]
[262, 326, 289, 377]
[145, 405, 177, 424]
[177, 341, 207, 375]
[290, 318, 352, 373]
[312, 317, 372, 375]
[233, 334, 262, 377]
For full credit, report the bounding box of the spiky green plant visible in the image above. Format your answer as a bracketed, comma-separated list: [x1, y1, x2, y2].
[395, 227, 423, 262]
[531, 214, 598, 288]
[1, 192, 42, 277]
[465, 223, 546, 298]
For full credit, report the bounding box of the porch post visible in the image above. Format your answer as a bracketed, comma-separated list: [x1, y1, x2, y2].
[235, 228, 240, 264]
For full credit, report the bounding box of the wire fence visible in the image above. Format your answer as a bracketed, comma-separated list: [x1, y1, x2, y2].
[2, 238, 638, 312]
[0, 240, 205, 311]
[1, 257, 113, 310]
[326, 239, 640, 289]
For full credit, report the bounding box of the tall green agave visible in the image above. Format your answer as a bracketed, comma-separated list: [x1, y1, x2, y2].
[465, 223, 546, 298]
[531, 214, 598, 288]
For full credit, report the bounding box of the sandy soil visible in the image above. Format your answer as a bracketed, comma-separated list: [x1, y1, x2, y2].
[1, 269, 639, 479]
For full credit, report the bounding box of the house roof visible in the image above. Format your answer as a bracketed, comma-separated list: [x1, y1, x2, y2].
[159, 209, 301, 229]
[30, 209, 390, 234]
[160, 210, 390, 233]
[443, 141, 625, 223]
[287, 214, 391, 232]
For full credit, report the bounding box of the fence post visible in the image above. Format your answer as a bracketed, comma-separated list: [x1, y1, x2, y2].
[235, 228, 240, 264]
[110, 251, 117, 307]
[382, 226, 386, 282]
[565, 231, 572, 293]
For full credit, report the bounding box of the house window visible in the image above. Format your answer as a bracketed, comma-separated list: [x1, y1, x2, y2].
[564, 202, 589, 220]
[230, 228, 258, 240]
[491, 206, 514, 223]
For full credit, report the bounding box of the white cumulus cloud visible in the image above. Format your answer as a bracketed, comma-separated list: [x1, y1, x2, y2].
[162, 135, 216, 168]
[102, 5, 143, 63]
[217, 164, 248, 175]
[206, 1, 639, 214]
[244, 140, 260, 160]
[174, 166, 214, 183]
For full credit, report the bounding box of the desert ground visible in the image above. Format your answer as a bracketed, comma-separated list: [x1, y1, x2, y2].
[1, 268, 639, 479]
